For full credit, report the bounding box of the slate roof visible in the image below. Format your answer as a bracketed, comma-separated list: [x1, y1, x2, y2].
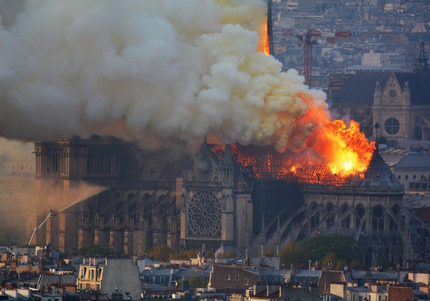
[395, 152, 430, 169]
[357, 152, 401, 188]
[294, 269, 322, 278]
[37, 274, 77, 288]
[318, 270, 345, 295]
[396, 73, 430, 105]
[331, 71, 430, 106]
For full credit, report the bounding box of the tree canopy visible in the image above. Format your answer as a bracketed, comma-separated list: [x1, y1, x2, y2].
[280, 235, 364, 268]
[77, 245, 120, 257]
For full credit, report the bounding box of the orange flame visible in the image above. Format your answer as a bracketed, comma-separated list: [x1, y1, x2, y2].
[209, 90, 375, 183]
[257, 16, 270, 56]
[211, 122, 375, 184]
[210, 12, 376, 184]
[309, 120, 375, 177]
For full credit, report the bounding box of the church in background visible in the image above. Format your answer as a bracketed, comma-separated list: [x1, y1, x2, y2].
[329, 42, 430, 146]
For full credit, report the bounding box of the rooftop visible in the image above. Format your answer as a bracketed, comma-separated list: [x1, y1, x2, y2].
[394, 152, 430, 169]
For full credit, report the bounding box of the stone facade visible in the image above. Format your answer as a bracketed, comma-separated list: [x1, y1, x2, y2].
[258, 153, 411, 265]
[31, 137, 430, 264]
[330, 70, 430, 143]
[32, 138, 253, 255]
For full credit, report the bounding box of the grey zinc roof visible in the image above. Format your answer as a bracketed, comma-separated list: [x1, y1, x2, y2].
[396, 73, 430, 105]
[331, 71, 430, 106]
[294, 269, 322, 278]
[395, 152, 430, 169]
[331, 72, 391, 104]
[37, 274, 77, 288]
[356, 152, 403, 188]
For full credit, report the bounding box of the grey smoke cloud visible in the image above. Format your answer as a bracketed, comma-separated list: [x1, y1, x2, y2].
[0, 0, 326, 151]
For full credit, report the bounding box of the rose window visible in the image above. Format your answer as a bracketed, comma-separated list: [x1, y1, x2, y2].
[384, 117, 400, 135]
[187, 192, 221, 238]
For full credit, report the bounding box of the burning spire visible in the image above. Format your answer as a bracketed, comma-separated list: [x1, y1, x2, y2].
[257, 0, 272, 55]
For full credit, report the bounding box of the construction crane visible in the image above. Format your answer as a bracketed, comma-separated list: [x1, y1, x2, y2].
[296, 29, 352, 87]
[296, 29, 321, 87]
[26, 210, 57, 246]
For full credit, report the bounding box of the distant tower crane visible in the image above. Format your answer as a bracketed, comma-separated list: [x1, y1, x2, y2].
[296, 29, 351, 87]
[265, 1, 351, 87]
[296, 29, 321, 87]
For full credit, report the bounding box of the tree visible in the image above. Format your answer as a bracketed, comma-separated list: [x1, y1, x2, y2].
[266, 247, 276, 256]
[322, 252, 338, 269]
[205, 249, 215, 259]
[188, 274, 207, 289]
[77, 245, 119, 257]
[149, 245, 173, 262]
[280, 242, 301, 267]
[218, 250, 236, 258]
[279, 235, 364, 268]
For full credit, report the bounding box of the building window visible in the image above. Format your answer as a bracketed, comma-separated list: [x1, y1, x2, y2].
[244, 279, 249, 285]
[415, 126, 423, 140]
[384, 117, 400, 135]
[227, 274, 230, 280]
[406, 175, 408, 180]
[398, 175, 401, 179]
[413, 175, 416, 179]
[236, 275, 240, 281]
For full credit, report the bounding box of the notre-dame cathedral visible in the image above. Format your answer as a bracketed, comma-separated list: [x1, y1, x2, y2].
[28, 44, 430, 265]
[31, 138, 254, 256]
[28, 134, 430, 266]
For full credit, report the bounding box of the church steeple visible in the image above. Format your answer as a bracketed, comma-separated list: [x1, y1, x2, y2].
[414, 41, 428, 72]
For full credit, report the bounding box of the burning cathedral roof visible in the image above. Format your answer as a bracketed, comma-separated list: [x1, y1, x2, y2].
[213, 143, 401, 189]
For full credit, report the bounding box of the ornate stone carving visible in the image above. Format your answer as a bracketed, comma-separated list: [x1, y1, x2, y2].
[187, 192, 221, 238]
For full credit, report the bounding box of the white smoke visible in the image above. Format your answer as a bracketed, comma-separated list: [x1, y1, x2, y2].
[0, 0, 327, 151]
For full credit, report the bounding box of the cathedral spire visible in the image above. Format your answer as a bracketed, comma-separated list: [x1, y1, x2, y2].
[414, 41, 428, 72]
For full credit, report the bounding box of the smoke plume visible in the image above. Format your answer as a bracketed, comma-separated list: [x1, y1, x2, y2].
[0, 0, 326, 152]
[0, 177, 105, 245]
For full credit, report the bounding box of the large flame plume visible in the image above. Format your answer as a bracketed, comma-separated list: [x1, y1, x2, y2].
[218, 120, 375, 184]
[226, 14, 376, 181]
[0, 0, 374, 178]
